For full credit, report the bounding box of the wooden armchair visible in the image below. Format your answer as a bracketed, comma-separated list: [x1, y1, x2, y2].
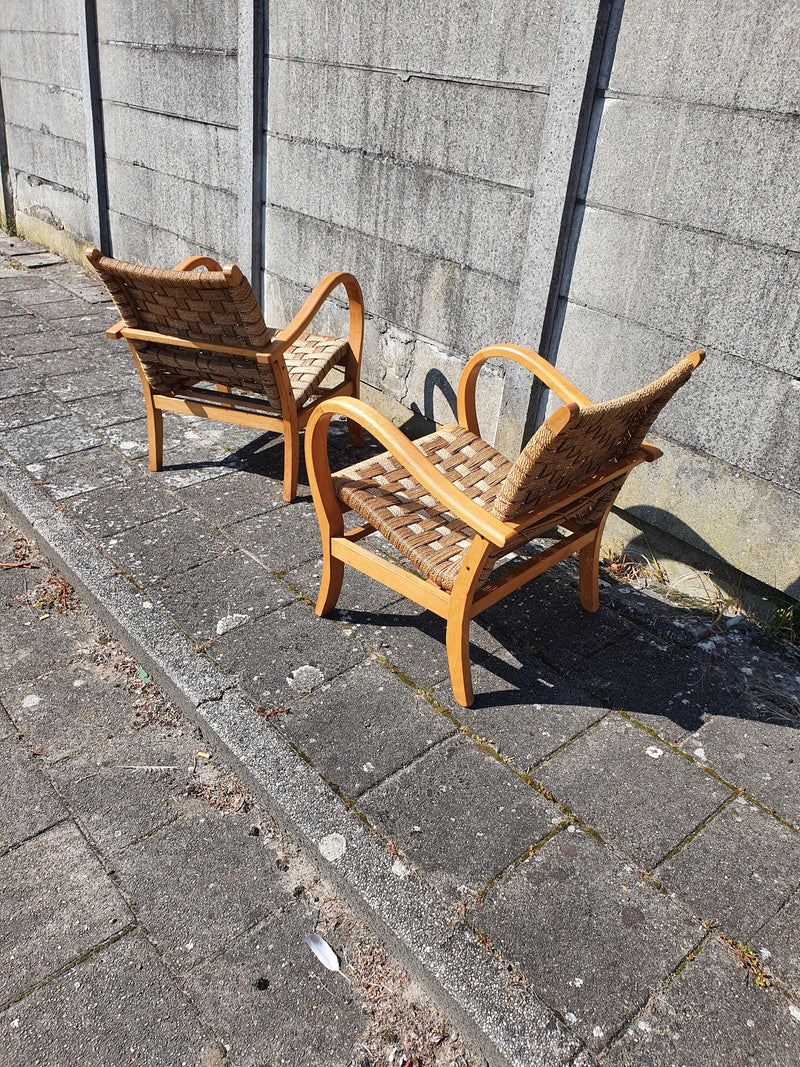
[86, 248, 364, 501]
[305, 344, 704, 706]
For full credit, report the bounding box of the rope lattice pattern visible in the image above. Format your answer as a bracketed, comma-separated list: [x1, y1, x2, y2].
[334, 426, 513, 591]
[93, 254, 347, 410]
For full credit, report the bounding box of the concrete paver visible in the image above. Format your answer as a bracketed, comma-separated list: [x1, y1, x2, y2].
[1, 242, 800, 1065]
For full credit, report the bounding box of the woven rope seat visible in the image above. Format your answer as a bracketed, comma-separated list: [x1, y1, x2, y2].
[307, 343, 705, 706]
[87, 248, 365, 502]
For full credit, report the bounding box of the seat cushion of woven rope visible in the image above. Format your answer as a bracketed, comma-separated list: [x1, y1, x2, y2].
[285, 333, 350, 406]
[333, 425, 513, 591]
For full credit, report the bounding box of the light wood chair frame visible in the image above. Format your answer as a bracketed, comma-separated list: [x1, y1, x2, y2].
[87, 249, 364, 502]
[306, 344, 704, 706]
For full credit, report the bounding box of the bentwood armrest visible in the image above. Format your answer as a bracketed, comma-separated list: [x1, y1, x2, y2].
[111, 326, 275, 365]
[457, 343, 592, 434]
[274, 272, 364, 364]
[106, 319, 126, 340]
[172, 255, 224, 272]
[306, 396, 513, 548]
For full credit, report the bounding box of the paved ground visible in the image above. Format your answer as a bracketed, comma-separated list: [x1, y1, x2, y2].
[1, 235, 799, 1066]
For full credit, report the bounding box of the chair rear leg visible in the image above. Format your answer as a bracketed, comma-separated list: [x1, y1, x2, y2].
[282, 424, 299, 502]
[579, 512, 612, 612]
[316, 549, 344, 616]
[145, 401, 164, 471]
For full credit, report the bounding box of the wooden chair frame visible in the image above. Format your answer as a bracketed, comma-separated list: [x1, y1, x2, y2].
[306, 344, 704, 706]
[87, 249, 364, 501]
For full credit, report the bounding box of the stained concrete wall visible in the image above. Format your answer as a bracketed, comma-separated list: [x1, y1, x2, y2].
[0, 0, 92, 253]
[551, 0, 800, 594]
[0, 0, 797, 596]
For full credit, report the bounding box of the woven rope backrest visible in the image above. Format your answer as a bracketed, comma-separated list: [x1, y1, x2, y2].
[492, 355, 697, 523]
[92, 253, 273, 349]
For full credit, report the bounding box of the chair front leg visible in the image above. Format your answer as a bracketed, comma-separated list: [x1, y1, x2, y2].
[446, 538, 493, 707]
[578, 505, 614, 613]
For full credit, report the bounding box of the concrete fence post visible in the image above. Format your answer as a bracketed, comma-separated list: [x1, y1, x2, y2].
[78, 0, 110, 253]
[493, 0, 615, 457]
[238, 0, 266, 292]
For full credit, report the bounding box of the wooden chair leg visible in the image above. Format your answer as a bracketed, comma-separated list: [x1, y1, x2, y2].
[446, 602, 474, 707]
[316, 549, 344, 616]
[347, 417, 364, 447]
[145, 403, 163, 471]
[282, 426, 299, 502]
[579, 513, 611, 612]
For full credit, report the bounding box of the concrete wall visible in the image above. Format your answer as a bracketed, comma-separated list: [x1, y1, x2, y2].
[0, 0, 92, 254]
[0, 0, 797, 596]
[551, 0, 800, 594]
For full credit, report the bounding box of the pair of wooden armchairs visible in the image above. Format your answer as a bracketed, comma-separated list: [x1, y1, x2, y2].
[90, 248, 703, 706]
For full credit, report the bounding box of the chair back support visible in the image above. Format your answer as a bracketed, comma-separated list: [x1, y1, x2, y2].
[90, 253, 282, 405]
[493, 354, 697, 524]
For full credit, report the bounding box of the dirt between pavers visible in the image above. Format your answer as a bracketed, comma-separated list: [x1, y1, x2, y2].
[0, 512, 479, 1067]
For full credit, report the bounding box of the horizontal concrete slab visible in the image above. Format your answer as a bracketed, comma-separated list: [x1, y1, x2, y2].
[0, 76, 85, 146]
[0, 29, 81, 86]
[267, 60, 547, 190]
[96, 0, 238, 52]
[271, 0, 560, 86]
[103, 102, 238, 193]
[107, 210, 232, 267]
[5, 124, 88, 195]
[267, 136, 531, 283]
[566, 205, 799, 376]
[610, 0, 800, 112]
[98, 42, 238, 126]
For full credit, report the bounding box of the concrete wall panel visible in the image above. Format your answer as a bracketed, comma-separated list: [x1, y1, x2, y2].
[1, 0, 80, 35]
[268, 60, 547, 190]
[0, 30, 81, 88]
[98, 44, 238, 127]
[5, 125, 87, 195]
[106, 161, 237, 264]
[0, 79, 85, 146]
[567, 207, 799, 377]
[96, 0, 238, 52]
[267, 138, 531, 283]
[609, 0, 800, 111]
[106, 211, 225, 270]
[103, 103, 238, 194]
[587, 99, 800, 250]
[271, 0, 561, 85]
[556, 304, 800, 491]
[13, 170, 91, 239]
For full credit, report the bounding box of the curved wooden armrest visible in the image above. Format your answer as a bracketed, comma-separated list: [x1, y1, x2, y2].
[457, 343, 592, 436]
[305, 397, 513, 549]
[172, 255, 225, 272]
[273, 272, 364, 363]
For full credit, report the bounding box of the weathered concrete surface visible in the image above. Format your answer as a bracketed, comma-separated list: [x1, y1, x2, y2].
[2, 190, 800, 1067]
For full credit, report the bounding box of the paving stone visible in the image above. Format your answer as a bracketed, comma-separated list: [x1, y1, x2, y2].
[472, 829, 702, 1052]
[453, 647, 608, 773]
[291, 551, 406, 614]
[0, 930, 220, 1066]
[42, 364, 130, 401]
[343, 598, 502, 696]
[8, 251, 64, 268]
[3, 416, 103, 463]
[535, 714, 732, 869]
[0, 327, 75, 357]
[0, 313, 50, 337]
[146, 435, 240, 488]
[69, 389, 147, 428]
[111, 811, 287, 975]
[679, 714, 800, 827]
[48, 727, 201, 856]
[101, 510, 232, 586]
[100, 415, 155, 459]
[25, 444, 132, 500]
[0, 821, 132, 1003]
[151, 550, 294, 644]
[223, 499, 322, 571]
[185, 905, 366, 1067]
[0, 367, 38, 399]
[174, 468, 286, 528]
[64, 479, 184, 538]
[755, 888, 800, 992]
[5, 344, 99, 380]
[358, 733, 556, 900]
[0, 276, 62, 299]
[4, 662, 137, 760]
[277, 659, 455, 798]
[657, 795, 800, 943]
[34, 297, 109, 321]
[0, 704, 14, 739]
[0, 739, 65, 849]
[603, 937, 800, 1067]
[0, 606, 94, 690]
[208, 601, 364, 707]
[0, 391, 68, 429]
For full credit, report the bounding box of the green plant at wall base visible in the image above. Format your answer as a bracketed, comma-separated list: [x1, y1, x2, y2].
[764, 596, 799, 647]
